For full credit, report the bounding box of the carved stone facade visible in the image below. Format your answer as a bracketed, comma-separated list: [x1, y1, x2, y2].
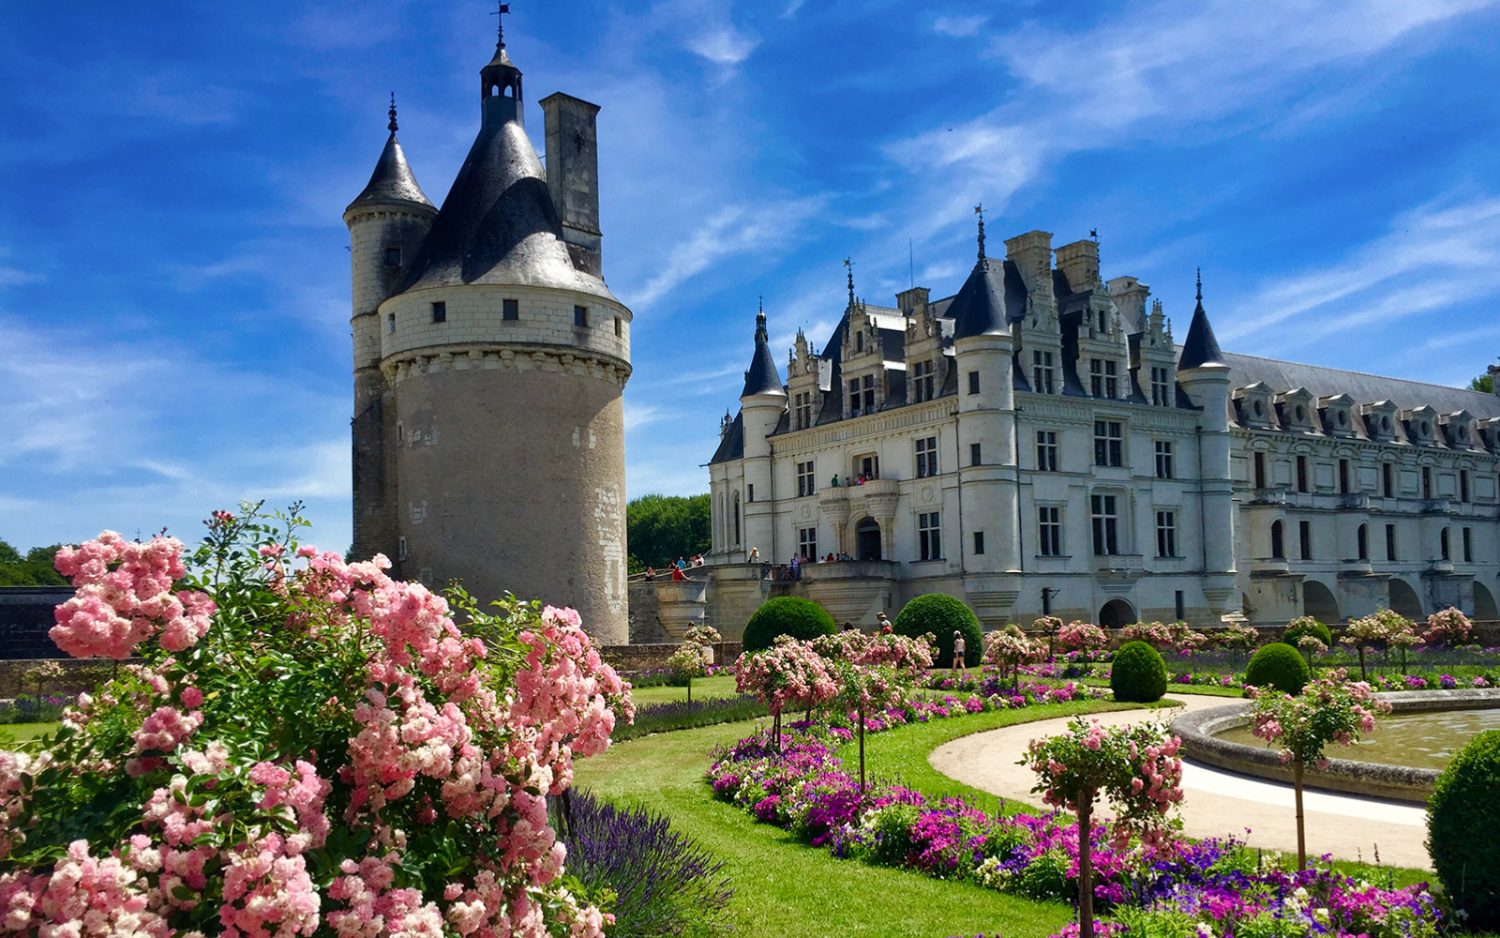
[708, 229, 1500, 636]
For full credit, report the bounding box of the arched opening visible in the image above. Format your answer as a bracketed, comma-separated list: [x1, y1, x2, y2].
[732, 492, 741, 547]
[1270, 520, 1285, 559]
[1098, 598, 1135, 630]
[1388, 579, 1423, 620]
[1356, 524, 1368, 560]
[1303, 580, 1340, 625]
[855, 517, 882, 561]
[1475, 581, 1498, 621]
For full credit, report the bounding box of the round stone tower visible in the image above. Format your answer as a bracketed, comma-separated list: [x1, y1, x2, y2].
[345, 30, 633, 643]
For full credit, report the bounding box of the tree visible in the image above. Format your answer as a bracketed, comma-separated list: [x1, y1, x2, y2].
[1470, 372, 1494, 394]
[626, 493, 710, 573]
[0, 539, 67, 586]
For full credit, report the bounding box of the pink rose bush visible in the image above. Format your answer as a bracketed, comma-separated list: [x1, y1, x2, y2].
[1055, 622, 1108, 654]
[0, 506, 630, 937]
[1120, 621, 1209, 655]
[982, 626, 1045, 689]
[1421, 607, 1473, 647]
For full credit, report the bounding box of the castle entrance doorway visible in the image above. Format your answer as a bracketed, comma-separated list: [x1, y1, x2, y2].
[1098, 598, 1134, 630]
[855, 517, 882, 561]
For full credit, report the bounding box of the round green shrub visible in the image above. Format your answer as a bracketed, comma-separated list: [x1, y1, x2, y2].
[1244, 642, 1311, 694]
[741, 596, 836, 652]
[1110, 640, 1167, 703]
[1428, 729, 1500, 930]
[892, 593, 982, 667]
[1281, 617, 1332, 648]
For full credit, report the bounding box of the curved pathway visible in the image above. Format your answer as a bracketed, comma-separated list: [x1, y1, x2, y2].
[930, 694, 1431, 870]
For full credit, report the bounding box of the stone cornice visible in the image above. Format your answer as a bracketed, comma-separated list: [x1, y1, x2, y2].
[382, 342, 631, 389]
[772, 399, 955, 449]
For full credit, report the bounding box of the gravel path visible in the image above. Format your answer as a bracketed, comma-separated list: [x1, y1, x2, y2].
[929, 693, 1431, 870]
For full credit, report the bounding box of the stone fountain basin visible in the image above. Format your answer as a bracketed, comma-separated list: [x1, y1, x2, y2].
[1171, 689, 1500, 804]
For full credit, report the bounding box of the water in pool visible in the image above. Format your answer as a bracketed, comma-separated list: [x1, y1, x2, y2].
[1216, 708, 1500, 771]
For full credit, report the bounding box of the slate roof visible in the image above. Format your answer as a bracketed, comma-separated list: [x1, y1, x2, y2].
[1177, 299, 1226, 370]
[708, 412, 744, 464]
[1220, 352, 1500, 419]
[742, 313, 786, 397]
[347, 132, 434, 211]
[950, 260, 1026, 339]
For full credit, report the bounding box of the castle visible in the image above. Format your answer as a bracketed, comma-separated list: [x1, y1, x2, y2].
[707, 224, 1500, 635]
[344, 24, 632, 642]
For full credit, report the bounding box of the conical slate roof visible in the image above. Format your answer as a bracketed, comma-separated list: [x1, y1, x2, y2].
[950, 260, 1024, 339]
[399, 107, 615, 300]
[1178, 296, 1225, 370]
[347, 132, 433, 211]
[741, 311, 785, 397]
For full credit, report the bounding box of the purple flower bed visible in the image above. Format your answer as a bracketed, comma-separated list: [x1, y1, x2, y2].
[708, 713, 1442, 938]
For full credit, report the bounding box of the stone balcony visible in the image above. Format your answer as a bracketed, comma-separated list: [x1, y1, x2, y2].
[1250, 487, 1287, 506]
[1339, 493, 1371, 510]
[1421, 498, 1453, 514]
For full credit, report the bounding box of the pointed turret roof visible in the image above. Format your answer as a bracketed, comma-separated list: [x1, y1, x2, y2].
[741, 308, 785, 397]
[1177, 270, 1225, 370]
[950, 260, 1026, 339]
[346, 97, 434, 212]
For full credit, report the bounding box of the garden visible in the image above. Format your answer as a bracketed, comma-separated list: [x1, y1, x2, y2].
[1, 510, 1498, 937]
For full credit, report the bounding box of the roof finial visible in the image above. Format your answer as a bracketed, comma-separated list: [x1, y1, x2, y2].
[388, 92, 399, 133]
[754, 299, 768, 341]
[974, 202, 986, 263]
[1195, 267, 1203, 305]
[843, 257, 855, 308]
[491, 1, 511, 48]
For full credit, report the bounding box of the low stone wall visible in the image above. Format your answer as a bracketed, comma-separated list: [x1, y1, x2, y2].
[1171, 688, 1500, 804]
[598, 642, 743, 674]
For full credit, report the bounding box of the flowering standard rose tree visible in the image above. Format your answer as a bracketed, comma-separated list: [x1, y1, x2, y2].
[1248, 670, 1391, 867]
[734, 636, 836, 751]
[0, 505, 632, 937]
[982, 625, 1044, 691]
[1341, 609, 1416, 681]
[664, 644, 707, 703]
[1422, 607, 1473, 647]
[1055, 621, 1108, 657]
[1020, 718, 1184, 938]
[1034, 615, 1064, 658]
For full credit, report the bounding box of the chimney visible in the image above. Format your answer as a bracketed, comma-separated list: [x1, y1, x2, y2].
[1005, 230, 1054, 315]
[895, 286, 929, 317]
[1055, 239, 1100, 295]
[540, 92, 603, 275]
[1107, 276, 1150, 334]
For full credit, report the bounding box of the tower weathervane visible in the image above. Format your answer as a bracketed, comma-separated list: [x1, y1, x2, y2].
[843, 257, 855, 307]
[491, 2, 511, 47]
[1196, 267, 1203, 304]
[388, 92, 398, 133]
[974, 202, 986, 263]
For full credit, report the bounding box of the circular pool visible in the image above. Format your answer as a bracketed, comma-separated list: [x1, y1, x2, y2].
[1216, 707, 1500, 772]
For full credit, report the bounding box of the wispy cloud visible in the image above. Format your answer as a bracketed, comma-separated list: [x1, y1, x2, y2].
[0, 266, 43, 288]
[932, 14, 986, 38]
[126, 74, 243, 125]
[687, 24, 758, 66]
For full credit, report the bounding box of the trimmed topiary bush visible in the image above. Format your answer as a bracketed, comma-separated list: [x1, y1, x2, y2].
[1428, 729, 1500, 930]
[1244, 641, 1311, 694]
[1281, 616, 1332, 648]
[741, 596, 836, 652]
[892, 593, 981, 667]
[1110, 640, 1168, 702]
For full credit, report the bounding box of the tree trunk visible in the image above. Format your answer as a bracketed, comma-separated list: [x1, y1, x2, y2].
[858, 703, 867, 792]
[1293, 758, 1306, 868]
[772, 711, 782, 753]
[1357, 647, 1367, 682]
[1078, 793, 1095, 938]
[686, 676, 692, 704]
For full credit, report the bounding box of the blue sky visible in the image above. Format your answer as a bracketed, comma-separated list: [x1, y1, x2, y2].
[2, 1, 1499, 555]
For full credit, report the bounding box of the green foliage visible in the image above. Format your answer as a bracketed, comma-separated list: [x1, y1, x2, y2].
[1245, 642, 1311, 694]
[1110, 641, 1168, 703]
[741, 597, 836, 652]
[1471, 373, 1494, 394]
[892, 593, 981, 667]
[0, 539, 68, 586]
[1428, 729, 1500, 930]
[1282, 617, 1332, 648]
[627, 493, 710, 574]
[612, 694, 767, 742]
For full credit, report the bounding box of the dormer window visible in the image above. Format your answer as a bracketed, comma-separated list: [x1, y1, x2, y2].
[1150, 366, 1171, 406]
[1089, 359, 1118, 398]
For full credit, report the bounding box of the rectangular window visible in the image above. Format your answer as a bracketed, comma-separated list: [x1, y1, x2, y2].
[1150, 366, 1171, 406]
[918, 511, 941, 561]
[1155, 510, 1177, 558]
[1154, 440, 1174, 480]
[1093, 420, 1123, 468]
[431, 301, 446, 323]
[973, 531, 985, 555]
[970, 442, 982, 467]
[1091, 493, 1119, 555]
[1386, 523, 1397, 561]
[1357, 525, 1369, 560]
[397, 535, 408, 560]
[912, 359, 935, 402]
[794, 391, 814, 430]
[967, 371, 980, 395]
[1038, 506, 1062, 557]
[856, 453, 879, 480]
[915, 436, 939, 478]
[384, 246, 401, 268]
[1382, 463, 1394, 497]
[1460, 470, 1470, 503]
[798, 526, 817, 561]
[1254, 452, 1266, 488]
[1031, 350, 1056, 394]
[1299, 521, 1312, 560]
[1339, 459, 1350, 495]
[747, 484, 754, 503]
[1463, 527, 1473, 563]
[796, 461, 816, 498]
[503, 298, 519, 321]
[614, 317, 623, 337]
[1036, 430, 1058, 472]
[848, 378, 860, 415]
[1296, 455, 1309, 493]
[1089, 359, 1118, 398]
[574, 305, 589, 327]
[387, 312, 396, 334]
[1175, 590, 1186, 621]
[1441, 527, 1450, 561]
[1422, 467, 1432, 499]
[861, 374, 876, 411]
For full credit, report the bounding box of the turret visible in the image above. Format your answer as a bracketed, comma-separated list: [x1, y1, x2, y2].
[739, 306, 787, 559]
[343, 96, 437, 562]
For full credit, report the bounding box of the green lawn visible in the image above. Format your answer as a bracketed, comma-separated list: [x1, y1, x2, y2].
[0, 723, 59, 745]
[627, 673, 740, 706]
[574, 701, 1126, 938]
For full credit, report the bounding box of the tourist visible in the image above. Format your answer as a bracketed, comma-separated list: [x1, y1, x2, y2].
[644, 566, 655, 581]
[675, 556, 687, 571]
[692, 554, 704, 567]
[830, 474, 840, 487]
[671, 564, 685, 581]
[748, 546, 760, 562]
[789, 555, 801, 580]
[951, 629, 966, 675]
[876, 611, 891, 632]
[842, 620, 857, 632]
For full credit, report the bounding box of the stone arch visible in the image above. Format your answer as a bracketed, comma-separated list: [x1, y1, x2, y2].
[1099, 598, 1135, 630]
[1303, 579, 1340, 624]
[854, 516, 882, 561]
[1388, 578, 1423, 620]
[1270, 520, 1285, 559]
[1475, 581, 1498, 621]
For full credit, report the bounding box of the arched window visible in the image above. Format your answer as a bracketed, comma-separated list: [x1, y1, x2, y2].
[732, 492, 741, 547]
[1270, 520, 1285, 560]
[1440, 527, 1450, 561]
[1356, 524, 1368, 560]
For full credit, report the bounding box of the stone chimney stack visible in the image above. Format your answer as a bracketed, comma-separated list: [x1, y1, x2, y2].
[1488, 359, 1500, 397]
[1055, 239, 1100, 295]
[895, 285, 930, 317]
[540, 92, 603, 276]
[1108, 276, 1151, 334]
[1005, 230, 1055, 314]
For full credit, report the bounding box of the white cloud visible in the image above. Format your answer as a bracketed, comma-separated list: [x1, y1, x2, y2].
[0, 266, 43, 288]
[932, 14, 986, 38]
[687, 24, 759, 66]
[781, 0, 806, 18]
